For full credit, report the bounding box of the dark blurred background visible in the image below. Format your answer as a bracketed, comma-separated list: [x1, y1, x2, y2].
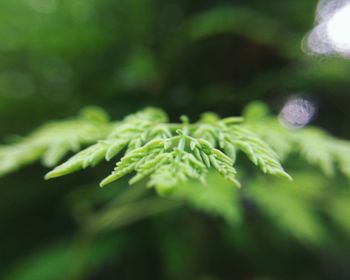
[1, 0, 350, 279]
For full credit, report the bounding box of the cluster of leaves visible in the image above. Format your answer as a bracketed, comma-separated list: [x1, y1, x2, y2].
[2, 102, 350, 197]
[44, 107, 290, 195]
[0, 107, 110, 177]
[243, 101, 350, 178]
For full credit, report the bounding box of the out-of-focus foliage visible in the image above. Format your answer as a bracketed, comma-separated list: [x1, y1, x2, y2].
[171, 173, 242, 226]
[1, 0, 350, 279]
[4, 236, 126, 280]
[0, 107, 110, 177]
[244, 102, 350, 178]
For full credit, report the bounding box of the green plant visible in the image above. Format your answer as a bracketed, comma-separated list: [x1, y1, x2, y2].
[2, 103, 350, 196]
[1, 103, 350, 280]
[1, 101, 350, 234]
[1, 106, 293, 195]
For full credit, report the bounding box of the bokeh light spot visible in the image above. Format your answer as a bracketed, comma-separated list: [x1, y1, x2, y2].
[327, 3, 350, 53]
[279, 97, 317, 129]
[305, 0, 350, 57]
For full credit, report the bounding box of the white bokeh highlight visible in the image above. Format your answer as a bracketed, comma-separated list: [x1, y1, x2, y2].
[279, 97, 317, 129]
[327, 3, 350, 52]
[305, 0, 350, 57]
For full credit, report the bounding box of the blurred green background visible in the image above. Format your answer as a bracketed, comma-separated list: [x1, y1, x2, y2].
[1, 0, 350, 279]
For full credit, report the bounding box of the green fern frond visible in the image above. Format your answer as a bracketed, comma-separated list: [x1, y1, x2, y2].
[295, 129, 335, 176]
[46, 108, 290, 194]
[244, 101, 350, 179]
[4, 103, 349, 193]
[231, 126, 292, 180]
[332, 141, 350, 178]
[0, 107, 110, 177]
[45, 108, 168, 179]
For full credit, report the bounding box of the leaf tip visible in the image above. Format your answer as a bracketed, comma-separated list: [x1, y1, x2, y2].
[44, 171, 57, 180]
[100, 176, 114, 187]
